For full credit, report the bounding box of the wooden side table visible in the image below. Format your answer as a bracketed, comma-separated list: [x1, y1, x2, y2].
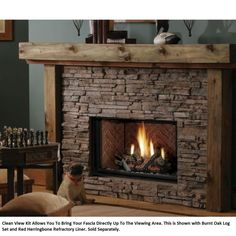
[0, 143, 59, 203]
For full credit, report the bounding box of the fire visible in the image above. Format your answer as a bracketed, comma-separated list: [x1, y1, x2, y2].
[161, 147, 165, 160]
[130, 144, 135, 155]
[135, 122, 154, 159]
[150, 140, 154, 156]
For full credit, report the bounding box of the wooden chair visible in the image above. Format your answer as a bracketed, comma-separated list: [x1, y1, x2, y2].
[0, 170, 34, 206]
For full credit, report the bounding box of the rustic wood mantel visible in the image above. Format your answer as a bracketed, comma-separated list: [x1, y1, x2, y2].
[19, 43, 236, 212]
[19, 43, 236, 68]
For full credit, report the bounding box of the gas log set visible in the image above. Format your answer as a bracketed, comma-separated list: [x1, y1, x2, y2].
[91, 118, 177, 180]
[111, 123, 176, 178]
[114, 147, 174, 175]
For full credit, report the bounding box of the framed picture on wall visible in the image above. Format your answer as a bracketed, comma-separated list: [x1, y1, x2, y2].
[0, 20, 13, 40]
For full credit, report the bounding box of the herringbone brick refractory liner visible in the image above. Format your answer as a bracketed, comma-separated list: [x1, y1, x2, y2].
[100, 119, 177, 171]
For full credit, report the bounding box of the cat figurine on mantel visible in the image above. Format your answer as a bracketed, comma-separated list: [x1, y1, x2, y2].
[153, 20, 180, 45]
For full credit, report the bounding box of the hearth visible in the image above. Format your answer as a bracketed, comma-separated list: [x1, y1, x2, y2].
[90, 117, 177, 181]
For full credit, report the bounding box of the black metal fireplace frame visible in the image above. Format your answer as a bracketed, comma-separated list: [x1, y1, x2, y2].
[90, 117, 177, 182]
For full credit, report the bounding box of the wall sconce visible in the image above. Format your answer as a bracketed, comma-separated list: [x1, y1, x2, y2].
[73, 20, 84, 36]
[183, 20, 194, 37]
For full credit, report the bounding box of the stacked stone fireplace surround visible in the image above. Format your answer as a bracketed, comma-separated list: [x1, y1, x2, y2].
[61, 66, 208, 209]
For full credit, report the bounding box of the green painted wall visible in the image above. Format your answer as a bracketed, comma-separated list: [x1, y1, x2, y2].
[29, 20, 90, 130]
[0, 20, 29, 129]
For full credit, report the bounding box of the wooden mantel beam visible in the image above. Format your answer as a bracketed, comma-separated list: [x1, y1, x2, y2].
[19, 43, 236, 65]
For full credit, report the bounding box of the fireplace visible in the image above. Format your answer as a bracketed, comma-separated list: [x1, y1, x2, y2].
[60, 65, 209, 208]
[90, 117, 177, 181]
[19, 43, 235, 211]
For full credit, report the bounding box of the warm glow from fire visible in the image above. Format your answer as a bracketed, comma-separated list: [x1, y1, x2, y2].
[161, 147, 165, 160]
[150, 140, 154, 156]
[136, 123, 154, 159]
[130, 144, 135, 155]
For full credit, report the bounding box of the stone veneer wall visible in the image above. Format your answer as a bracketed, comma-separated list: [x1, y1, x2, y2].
[61, 66, 208, 208]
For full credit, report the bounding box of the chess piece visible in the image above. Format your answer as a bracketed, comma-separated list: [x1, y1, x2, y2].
[40, 131, 44, 145]
[13, 133, 18, 148]
[19, 131, 24, 147]
[10, 133, 13, 148]
[30, 129, 34, 146]
[23, 129, 28, 147]
[5, 135, 9, 147]
[45, 131, 48, 145]
[36, 130, 40, 145]
[3, 126, 9, 147]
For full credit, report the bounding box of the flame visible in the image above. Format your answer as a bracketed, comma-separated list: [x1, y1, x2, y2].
[137, 123, 154, 159]
[150, 140, 154, 156]
[130, 144, 135, 155]
[161, 147, 165, 160]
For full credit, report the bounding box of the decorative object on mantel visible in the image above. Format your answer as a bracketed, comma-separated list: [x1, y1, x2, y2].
[0, 126, 48, 148]
[107, 30, 136, 44]
[106, 30, 127, 44]
[85, 20, 109, 43]
[154, 32, 181, 44]
[183, 20, 194, 37]
[153, 20, 180, 44]
[85, 20, 136, 44]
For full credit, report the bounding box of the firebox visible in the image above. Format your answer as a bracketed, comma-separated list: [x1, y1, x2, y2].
[90, 117, 177, 181]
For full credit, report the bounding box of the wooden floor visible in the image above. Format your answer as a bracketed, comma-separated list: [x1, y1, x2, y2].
[72, 204, 177, 216]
